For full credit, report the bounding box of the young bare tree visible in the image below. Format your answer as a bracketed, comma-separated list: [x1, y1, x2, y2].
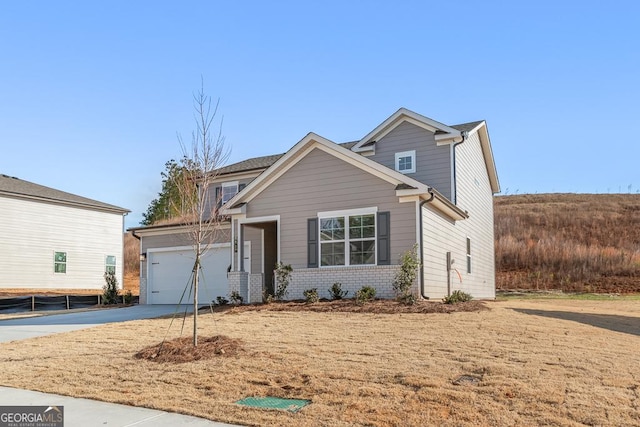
[172, 81, 230, 346]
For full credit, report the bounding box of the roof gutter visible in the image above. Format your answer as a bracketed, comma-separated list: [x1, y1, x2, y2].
[418, 189, 436, 300]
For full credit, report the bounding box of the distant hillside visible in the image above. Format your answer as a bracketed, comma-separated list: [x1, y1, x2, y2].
[495, 193, 640, 293]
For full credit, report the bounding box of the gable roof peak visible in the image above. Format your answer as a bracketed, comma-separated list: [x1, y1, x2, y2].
[352, 107, 463, 152]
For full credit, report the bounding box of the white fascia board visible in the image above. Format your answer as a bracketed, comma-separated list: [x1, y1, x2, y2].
[221, 204, 246, 216]
[477, 123, 501, 194]
[435, 132, 463, 145]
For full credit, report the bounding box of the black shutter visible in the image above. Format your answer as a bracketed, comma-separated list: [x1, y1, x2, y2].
[377, 211, 391, 265]
[307, 218, 319, 268]
[239, 183, 246, 192]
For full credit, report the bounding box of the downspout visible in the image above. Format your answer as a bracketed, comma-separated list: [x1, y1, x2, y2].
[418, 189, 435, 299]
[452, 131, 468, 205]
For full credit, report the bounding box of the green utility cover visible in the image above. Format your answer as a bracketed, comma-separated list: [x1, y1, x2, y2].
[236, 396, 310, 413]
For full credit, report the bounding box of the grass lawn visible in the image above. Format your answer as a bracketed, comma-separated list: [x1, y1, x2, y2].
[1, 299, 639, 426]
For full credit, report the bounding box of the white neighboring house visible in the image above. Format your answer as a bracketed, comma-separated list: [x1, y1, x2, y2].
[0, 174, 129, 290]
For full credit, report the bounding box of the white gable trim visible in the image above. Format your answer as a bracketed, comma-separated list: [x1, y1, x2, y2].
[463, 121, 500, 194]
[352, 108, 462, 152]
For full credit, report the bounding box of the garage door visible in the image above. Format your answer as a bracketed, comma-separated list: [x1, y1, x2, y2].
[148, 244, 234, 305]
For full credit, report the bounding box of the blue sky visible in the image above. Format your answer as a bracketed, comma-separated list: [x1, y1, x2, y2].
[1, 1, 638, 228]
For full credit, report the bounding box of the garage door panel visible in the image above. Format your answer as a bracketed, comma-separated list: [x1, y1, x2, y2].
[148, 246, 231, 305]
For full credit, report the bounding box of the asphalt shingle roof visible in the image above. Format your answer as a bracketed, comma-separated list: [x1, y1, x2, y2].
[0, 174, 129, 213]
[216, 122, 482, 176]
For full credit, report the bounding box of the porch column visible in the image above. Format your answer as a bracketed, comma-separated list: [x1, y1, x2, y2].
[239, 223, 245, 272]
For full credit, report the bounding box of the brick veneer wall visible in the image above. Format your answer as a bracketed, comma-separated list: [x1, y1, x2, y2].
[283, 265, 415, 300]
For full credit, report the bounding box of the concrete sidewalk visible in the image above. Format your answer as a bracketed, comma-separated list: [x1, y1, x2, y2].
[0, 386, 241, 427]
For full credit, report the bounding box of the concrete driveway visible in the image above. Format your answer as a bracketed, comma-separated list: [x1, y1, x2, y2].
[0, 305, 193, 343]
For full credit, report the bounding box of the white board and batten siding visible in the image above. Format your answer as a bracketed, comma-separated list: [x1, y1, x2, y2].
[0, 196, 125, 290]
[422, 130, 496, 299]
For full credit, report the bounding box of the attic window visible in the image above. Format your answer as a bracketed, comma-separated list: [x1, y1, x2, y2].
[395, 150, 416, 174]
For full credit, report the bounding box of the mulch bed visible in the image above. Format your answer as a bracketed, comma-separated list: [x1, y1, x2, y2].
[211, 299, 487, 315]
[135, 335, 244, 363]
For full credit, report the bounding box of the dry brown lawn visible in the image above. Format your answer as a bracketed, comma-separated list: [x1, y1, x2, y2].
[0, 299, 639, 426]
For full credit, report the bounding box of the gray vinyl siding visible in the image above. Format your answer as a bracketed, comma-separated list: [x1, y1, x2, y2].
[246, 148, 417, 268]
[421, 130, 495, 299]
[370, 121, 452, 199]
[0, 196, 124, 290]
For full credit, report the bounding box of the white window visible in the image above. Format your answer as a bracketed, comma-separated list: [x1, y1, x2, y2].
[54, 251, 67, 274]
[319, 208, 376, 267]
[395, 150, 416, 174]
[221, 181, 239, 205]
[105, 255, 116, 275]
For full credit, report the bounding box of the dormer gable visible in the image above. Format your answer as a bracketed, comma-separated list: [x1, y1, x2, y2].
[351, 108, 463, 154]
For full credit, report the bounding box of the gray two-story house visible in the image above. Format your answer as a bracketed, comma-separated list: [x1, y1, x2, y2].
[132, 108, 499, 304]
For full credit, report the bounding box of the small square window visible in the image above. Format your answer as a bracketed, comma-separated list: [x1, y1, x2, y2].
[395, 150, 416, 174]
[54, 251, 67, 274]
[106, 255, 116, 275]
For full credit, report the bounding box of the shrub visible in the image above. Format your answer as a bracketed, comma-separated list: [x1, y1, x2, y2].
[397, 294, 416, 305]
[215, 296, 229, 306]
[122, 290, 133, 305]
[355, 286, 376, 305]
[102, 272, 119, 305]
[328, 282, 348, 300]
[229, 291, 243, 305]
[274, 262, 293, 301]
[443, 290, 473, 304]
[393, 244, 420, 304]
[303, 288, 319, 303]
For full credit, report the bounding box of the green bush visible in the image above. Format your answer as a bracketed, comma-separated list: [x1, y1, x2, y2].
[355, 286, 376, 305]
[230, 291, 243, 305]
[443, 290, 473, 304]
[215, 296, 229, 306]
[102, 272, 119, 305]
[274, 262, 293, 301]
[393, 244, 420, 304]
[328, 282, 348, 300]
[397, 294, 416, 305]
[303, 288, 319, 303]
[122, 290, 133, 305]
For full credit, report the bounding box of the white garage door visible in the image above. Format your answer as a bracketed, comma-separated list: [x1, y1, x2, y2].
[148, 244, 237, 305]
